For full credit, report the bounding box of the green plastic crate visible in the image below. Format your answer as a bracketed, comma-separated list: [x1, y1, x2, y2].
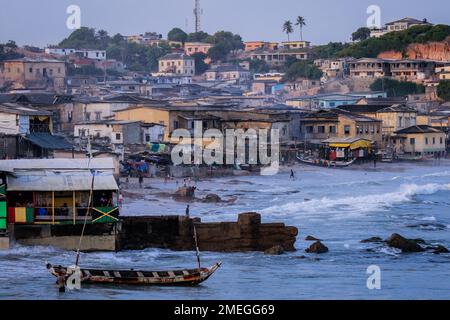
[0, 202, 6, 218]
[0, 218, 6, 229]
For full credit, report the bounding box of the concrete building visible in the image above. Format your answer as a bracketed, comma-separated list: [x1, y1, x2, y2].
[390, 60, 436, 82]
[370, 17, 432, 38]
[281, 41, 311, 50]
[250, 50, 309, 67]
[158, 53, 195, 76]
[348, 58, 391, 79]
[393, 125, 446, 157]
[244, 41, 279, 52]
[0, 58, 66, 92]
[45, 48, 107, 60]
[184, 42, 213, 56]
[205, 64, 251, 83]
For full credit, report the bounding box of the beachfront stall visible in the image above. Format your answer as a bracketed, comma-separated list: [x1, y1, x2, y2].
[321, 138, 374, 161]
[0, 159, 119, 226]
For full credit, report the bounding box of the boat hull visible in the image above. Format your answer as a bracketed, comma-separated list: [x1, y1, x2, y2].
[47, 262, 221, 286]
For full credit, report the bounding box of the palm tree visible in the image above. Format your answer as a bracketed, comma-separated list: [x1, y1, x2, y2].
[283, 21, 294, 42]
[295, 16, 306, 41]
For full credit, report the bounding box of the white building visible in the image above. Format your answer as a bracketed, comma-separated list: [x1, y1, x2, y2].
[158, 53, 195, 76]
[45, 48, 107, 60]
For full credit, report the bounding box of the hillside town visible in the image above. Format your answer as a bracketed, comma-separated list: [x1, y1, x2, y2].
[0, 15, 449, 247]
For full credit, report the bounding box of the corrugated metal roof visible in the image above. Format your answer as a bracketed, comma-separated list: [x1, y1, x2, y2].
[26, 133, 73, 150]
[6, 172, 118, 191]
[0, 158, 115, 172]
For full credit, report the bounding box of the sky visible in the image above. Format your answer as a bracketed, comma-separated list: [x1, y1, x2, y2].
[0, 0, 449, 47]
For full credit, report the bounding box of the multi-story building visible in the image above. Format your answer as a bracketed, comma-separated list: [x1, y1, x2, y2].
[393, 125, 446, 157]
[45, 48, 107, 60]
[0, 58, 66, 92]
[348, 58, 391, 79]
[184, 42, 213, 56]
[205, 64, 251, 82]
[370, 17, 432, 38]
[281, 41, 311, 50]
[158, 53, 195, 76]
[390, 60, 435, 82]
[250, 50, 309, 67]
[435, 64, 450, 80]
[244, 41, 279, 52]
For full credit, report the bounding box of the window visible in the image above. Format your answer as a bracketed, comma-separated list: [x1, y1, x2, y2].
[95, 112, 101, 121]
[425, 138, 429, 144]
[29, 68, 33, 73]
[145, 134, 151, 142]
[344, 125, 351, 135]
[306, 126, 314, 134]
[174, 121, 179, 129]
[116, 133, 121, 140]
[433, 137, 436, 144]
[85, 112, 91, 121]
[441, 137, 444, 144]
[410, 138, 415, 145]
[329, 126, 336, 134]
[318, 126, 325, 134]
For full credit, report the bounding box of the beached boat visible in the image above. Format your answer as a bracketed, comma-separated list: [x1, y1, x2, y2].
[46, 262, 221, 286]
[296, 155, 355, 168]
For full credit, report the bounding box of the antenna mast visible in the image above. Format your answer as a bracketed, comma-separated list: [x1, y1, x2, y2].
[193, 0, 202, 33]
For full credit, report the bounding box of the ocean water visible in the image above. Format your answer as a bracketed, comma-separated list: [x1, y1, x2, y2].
[1, 161, 450, 300]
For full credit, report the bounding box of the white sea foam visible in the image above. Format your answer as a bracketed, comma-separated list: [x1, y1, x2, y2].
[261, 183, 450, 216]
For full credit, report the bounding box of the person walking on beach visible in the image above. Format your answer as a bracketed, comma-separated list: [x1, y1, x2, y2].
[290, 169, 295, 180]
[185, 205, 190, 218]
[118, 193, 124, 208]
[138, 174, 144, 188]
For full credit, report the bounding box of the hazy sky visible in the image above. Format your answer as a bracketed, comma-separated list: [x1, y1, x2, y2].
[0, 0, 449, 47]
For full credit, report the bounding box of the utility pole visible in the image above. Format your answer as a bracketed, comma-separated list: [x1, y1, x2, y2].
[193, 0, 202, 33]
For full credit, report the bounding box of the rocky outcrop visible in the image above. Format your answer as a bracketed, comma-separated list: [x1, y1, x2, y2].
[264, 245, 285, 255]
[431, 245, 449, 255]
[202, 194, 222, 203]
[378, 37, 450, 62]
[305, 235, 322, 241]
[305, 241, 329, 254]
[117, 212, 298, 252]
[385, 233, 425, 253]
[361, 237, 383, 243]
[173, 186, 196, 200]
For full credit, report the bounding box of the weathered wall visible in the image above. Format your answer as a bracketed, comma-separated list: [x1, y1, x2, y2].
[17, 235, 115, 251]
[117, 213, 298, 252]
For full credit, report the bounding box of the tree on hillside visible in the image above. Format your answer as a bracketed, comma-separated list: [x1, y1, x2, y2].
[249, 59, 270, 74]
[168, 28, 188, 43]
[437, 80, 450, 101]
[191, 52, 209, 75]
[370, 78, 425, 97]
[352, 27, 371, 42]
[59, 27, 99, 49]
[187, 31, 211, 43]
[283, 60, 323, 81]
[295, 16, 306, 41]
[283, 21, 294, 42]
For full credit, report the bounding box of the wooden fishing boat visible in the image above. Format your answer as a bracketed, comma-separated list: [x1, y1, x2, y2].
[46, 262, 221, 286]
[296, 155, 355, 168]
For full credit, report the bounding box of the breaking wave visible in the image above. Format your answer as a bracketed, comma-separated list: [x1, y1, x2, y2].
[261, 183, 450, 216]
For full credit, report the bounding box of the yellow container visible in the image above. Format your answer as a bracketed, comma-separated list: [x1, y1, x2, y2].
[15, 208, 27, 223]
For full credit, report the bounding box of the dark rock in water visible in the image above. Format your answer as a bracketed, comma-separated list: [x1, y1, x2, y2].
[432, 245, 449, 255]
[264, 245, 285, 255]
[385, 233, 425, 253]
[411, 238, 426, 245]
[203, 193, 222, 203]
[305, 241, 329, 254]
[361, 237, 383, 243]
[296, 255, 307, 259]
[173, 186, 196, 200]
[305, 235, 322, 241]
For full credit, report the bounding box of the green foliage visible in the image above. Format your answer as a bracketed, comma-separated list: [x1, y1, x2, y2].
[0, 41, 23, 61]
[168, 28, 188, 43]
[191, 52, 209, 75]
[249, 59, 270, 74]
[67, 64, 105, 76]
[352, 27, 371, 42]
[370, 78, 425, 97]
[437, 80, 450, 101]
[187, 31, 212, 43]
[283, 21, 294, 41]
[338, 24, 450, 58]
[310, 42, 349, 59]
[283, 60, 323, 81]
[295, 16, 306, 41]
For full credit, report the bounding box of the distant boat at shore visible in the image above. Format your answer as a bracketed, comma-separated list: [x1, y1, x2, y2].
[296, 154, 356, 168]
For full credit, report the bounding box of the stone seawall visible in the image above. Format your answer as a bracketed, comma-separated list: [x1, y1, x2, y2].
[117, 212, 298, 252]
